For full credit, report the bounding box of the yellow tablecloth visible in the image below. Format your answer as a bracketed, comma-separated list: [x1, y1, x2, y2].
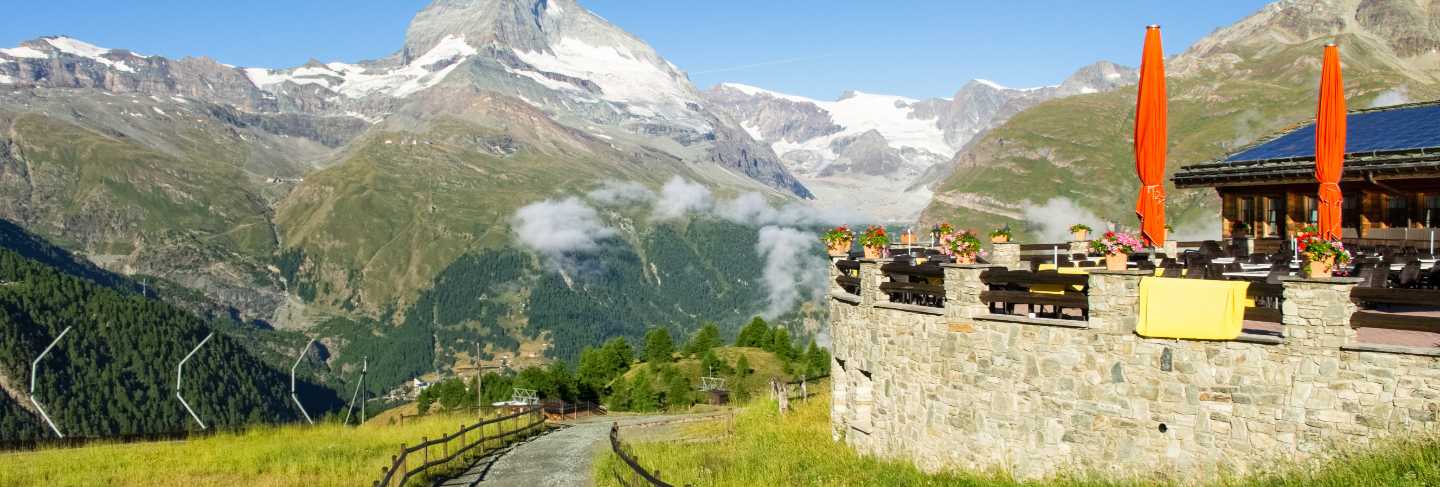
[1032, 267, 1091, 294]
[1137, 277, 1248, 340]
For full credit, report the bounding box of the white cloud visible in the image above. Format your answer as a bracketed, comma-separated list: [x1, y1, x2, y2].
[756, 226, 828, 319]
[1020, 198, 1108, 243]
[512, 197, 616, 270]
[586, 180, 655, 207]
[1369, 88, 1409, 108]
[651, 176, 713, 220]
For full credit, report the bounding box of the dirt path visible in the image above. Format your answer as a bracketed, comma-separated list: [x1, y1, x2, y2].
[436, 412, 724, 487]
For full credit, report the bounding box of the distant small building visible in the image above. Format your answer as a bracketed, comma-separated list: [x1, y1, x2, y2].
[1174, 101, 1440, 243]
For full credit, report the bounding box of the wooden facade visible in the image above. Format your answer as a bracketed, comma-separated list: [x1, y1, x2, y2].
[1212, 179, 1440, 240]
[1174, 101, 1440, 244]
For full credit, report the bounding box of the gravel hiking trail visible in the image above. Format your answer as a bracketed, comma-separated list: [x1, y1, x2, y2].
[436, 412, 726, 487]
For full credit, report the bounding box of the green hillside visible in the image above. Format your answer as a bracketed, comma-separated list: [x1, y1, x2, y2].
[0, 238, 340, 443]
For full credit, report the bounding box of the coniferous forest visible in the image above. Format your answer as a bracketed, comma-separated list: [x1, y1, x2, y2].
[0, 243, 340, 444]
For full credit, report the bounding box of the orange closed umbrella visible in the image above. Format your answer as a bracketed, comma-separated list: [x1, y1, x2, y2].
[1315, 43, 1346, 240]
[1134, 25, 1167, 246]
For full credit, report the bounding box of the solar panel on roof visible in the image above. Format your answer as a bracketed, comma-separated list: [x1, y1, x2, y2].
[1225, 104, 1440, 163]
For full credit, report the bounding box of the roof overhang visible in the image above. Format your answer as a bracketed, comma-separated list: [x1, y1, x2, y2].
[1173, 151, 1440, 188]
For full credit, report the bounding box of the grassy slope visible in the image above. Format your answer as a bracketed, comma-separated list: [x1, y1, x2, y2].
[621, 346, 793, 403]
[0, 410, 533, 487]
[595, 383, 1440, 487]
[4, 111, 277, 269]
[921, 35, 1440, 238]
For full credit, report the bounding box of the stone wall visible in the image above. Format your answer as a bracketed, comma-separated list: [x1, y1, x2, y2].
[828, 259, 1440, 480]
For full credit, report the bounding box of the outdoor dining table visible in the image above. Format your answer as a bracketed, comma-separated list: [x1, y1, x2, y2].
[1222, 271, 1281, 278]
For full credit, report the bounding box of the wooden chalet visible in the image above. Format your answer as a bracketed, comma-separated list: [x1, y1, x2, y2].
[1174, 101, 1440, 246]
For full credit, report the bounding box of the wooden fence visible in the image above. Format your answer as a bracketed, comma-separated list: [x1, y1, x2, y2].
[373, 406, 544, 487]
[608, 422, 678, 487]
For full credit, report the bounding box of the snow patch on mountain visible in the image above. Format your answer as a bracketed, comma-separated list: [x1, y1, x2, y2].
[514, 36, 695, 106]
[243, 34, 476, 99]
[715, 83, 952, 157]
[41, 36, 139, 72]
[0, 46, 46, 59]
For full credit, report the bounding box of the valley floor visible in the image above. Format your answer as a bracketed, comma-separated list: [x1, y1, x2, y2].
[594, 383, 1440, 487]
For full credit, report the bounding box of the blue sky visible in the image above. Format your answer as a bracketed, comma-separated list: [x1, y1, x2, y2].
[1, 0, 1268, 100]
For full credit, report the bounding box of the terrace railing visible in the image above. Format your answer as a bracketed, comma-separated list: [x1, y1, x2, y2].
[979, 269, 1090, 321]
[834, 259, 860, 296]
[1350, 287, 1440, 333]
[373, 406, 544, 487]
[879, 262, 945, 308]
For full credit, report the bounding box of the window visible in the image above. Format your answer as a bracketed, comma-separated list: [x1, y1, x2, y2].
[1236, 197, 1255, 235]
[1264, 196, 1282, 237]
[1425, 194, 1439, 228]
[1342, 194, 1361, 229]
[1302, 195, 1319, 225]
[1387, 195, 1410, 228]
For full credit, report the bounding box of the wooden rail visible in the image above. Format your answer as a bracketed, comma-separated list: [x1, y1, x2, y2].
[1351, 311, 1440, 333]
[880, 262, 945, 307]
[373, 406, 544, 487]
[609, 422, 677, 487]
[979, 270, 1089, 320]
[1351, 288, 1440, 307]
[1349, 287, 1440, 333]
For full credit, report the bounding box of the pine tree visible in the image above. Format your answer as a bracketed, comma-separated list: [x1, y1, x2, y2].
[735, 316, 771, 347]
[684, 322, 721, 356]
[664, 369, 692, 410]
[643, 327, 675, 364]
[628, 368, 658, 411]
[700, 349, 731, 377]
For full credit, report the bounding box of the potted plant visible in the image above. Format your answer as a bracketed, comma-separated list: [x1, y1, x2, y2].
[941, 230, 985, 264]
[989, 225, 1012, 244]
[931, 223, 955, 250]
[1296, 226, 1351, 278]
[859, 225, 890, 259]
[821, 225, 854, 256]
[1069, 224, 1092, 242]
[1090, 231, 1143, 271]
[900, 228, 918, 246]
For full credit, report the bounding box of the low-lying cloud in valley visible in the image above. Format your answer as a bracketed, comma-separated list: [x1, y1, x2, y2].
[514, 176, 859, 319]
[756, 226, 830, 318]
[512, 197, 617, 275]
[1021, 198, 1109, 243]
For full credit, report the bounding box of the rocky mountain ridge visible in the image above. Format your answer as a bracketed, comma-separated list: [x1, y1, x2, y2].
[703, 61, 1137, 221]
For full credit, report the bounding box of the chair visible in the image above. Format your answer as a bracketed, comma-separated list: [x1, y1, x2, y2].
[1162, 266, 1183, 278]
[1424, 265, 1440, 289]
[1137, 260, 1156, 272]
[1362, 266, 1391, 288]
[1397, 261, 1422, 288]
[1184, 260, 1208, 279]
[1248, 253, 1270, 265]
[1347, 260, 1372, 280]
[1264, 264, 1290, 284]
